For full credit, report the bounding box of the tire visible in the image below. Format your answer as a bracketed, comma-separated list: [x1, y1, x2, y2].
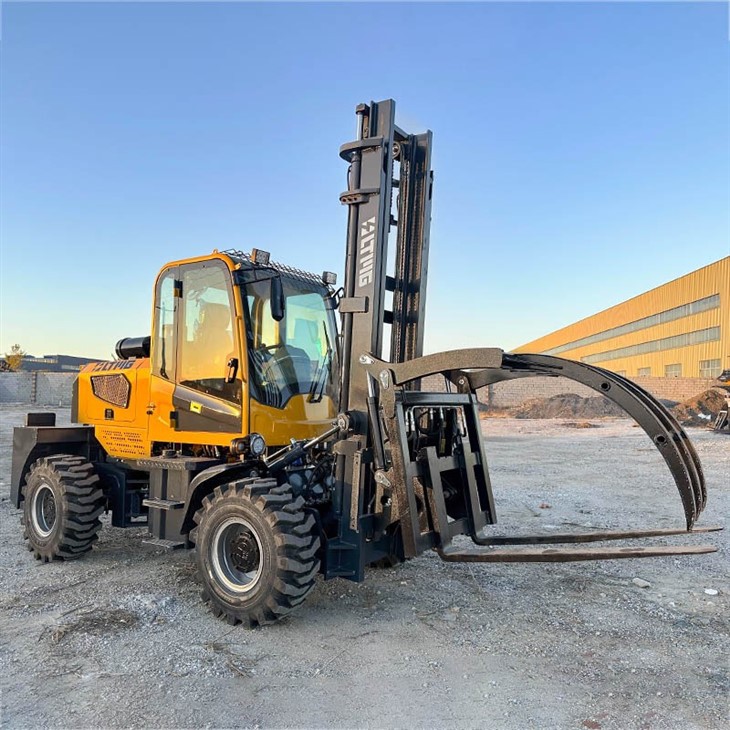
[21, 455, 105, 562]
[192, 478, 320, 627]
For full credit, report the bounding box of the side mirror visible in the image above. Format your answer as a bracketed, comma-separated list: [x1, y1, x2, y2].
[270, 276, 285, 322]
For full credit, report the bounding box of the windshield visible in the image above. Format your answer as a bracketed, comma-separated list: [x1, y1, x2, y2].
[242, 276, 339, 409]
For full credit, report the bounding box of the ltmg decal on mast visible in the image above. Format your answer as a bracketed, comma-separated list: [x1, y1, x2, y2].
[358, 216, 376, 287]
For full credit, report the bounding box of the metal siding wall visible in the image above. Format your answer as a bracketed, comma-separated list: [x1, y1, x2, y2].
[514, 258, 729, 377]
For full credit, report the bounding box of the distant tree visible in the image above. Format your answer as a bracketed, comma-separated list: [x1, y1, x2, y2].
[5, 343, 26, 371]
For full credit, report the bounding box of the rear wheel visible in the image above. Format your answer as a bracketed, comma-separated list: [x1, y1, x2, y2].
[21, 455, 105, 562]
[192, 478, 320, 627]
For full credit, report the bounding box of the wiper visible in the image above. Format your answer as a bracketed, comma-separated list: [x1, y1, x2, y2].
[308, 323, 333, 403]
[308, 349, 332, 403]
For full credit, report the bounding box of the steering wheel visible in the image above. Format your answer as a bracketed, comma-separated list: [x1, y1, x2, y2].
[254, 344, 286, 383]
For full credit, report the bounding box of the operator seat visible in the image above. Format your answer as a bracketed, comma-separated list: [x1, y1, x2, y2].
[197, 301, 234, 375]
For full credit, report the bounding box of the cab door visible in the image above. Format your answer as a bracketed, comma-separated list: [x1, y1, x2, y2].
[148, 266, 179, 443]
[148, 259, 244, 444]
[173, 260, 243, 435]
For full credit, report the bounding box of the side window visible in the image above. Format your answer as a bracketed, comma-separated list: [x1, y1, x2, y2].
[286, 293, 327, 365]
[153, 270, 176, 381]
[178, 262, 240, 403]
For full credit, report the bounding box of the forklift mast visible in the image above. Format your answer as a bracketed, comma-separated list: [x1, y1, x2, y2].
[338, 99, 433, 414]
[326, 101, 438, 578]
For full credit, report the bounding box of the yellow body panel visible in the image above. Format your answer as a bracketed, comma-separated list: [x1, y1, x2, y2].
[146, 373, 176, 443]
[76, 359, 151, 457]
[251, 395, 337, 447]
[77, 357, 335, 456]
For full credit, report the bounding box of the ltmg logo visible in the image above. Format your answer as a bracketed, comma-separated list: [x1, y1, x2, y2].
[358, 216, 376, 287]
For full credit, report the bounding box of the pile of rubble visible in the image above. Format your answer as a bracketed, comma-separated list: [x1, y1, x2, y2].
[509, 393, 626, 419]
[480, 387, 729, 427]
[671, 388, 729, 427]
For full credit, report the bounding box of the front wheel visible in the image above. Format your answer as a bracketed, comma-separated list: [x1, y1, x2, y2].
[192, 479, 320, 627]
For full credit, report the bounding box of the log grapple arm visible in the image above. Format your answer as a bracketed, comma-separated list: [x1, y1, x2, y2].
[358, 348, 718, 563]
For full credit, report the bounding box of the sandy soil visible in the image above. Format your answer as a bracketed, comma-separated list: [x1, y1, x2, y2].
[0, 406, 727, 730]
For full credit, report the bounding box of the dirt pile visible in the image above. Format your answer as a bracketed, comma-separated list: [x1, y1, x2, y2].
[510, 393, 626, 419]
[671, 388, 728, 427]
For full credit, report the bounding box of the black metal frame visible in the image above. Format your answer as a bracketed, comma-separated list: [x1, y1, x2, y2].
[325, 101, 441, 579]
[391, 390, 497, 557]
[471, 352, 706, 529]
[355, 347, 715, 562]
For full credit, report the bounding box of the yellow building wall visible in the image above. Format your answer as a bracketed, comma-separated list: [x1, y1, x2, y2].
[514, 257, 729, 378]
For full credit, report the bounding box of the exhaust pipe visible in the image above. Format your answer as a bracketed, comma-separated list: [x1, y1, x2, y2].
[115, 336, 150, 360]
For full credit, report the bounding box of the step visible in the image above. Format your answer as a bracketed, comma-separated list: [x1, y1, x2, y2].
[142, 498, 185, 511]
[326, 568, 357, 577]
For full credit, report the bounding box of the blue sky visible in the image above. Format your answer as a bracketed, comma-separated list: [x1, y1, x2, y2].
[1, 1, 728, 359]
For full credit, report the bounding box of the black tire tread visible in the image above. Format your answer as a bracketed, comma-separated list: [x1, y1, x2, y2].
[21, 455, 105, 562]
[193, 478, 320, 628]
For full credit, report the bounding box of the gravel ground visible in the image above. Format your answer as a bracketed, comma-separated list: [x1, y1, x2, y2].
[0, 405, 727, 730]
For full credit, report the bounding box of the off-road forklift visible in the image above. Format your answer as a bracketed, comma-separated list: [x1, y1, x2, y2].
[11, 100, 718, 627]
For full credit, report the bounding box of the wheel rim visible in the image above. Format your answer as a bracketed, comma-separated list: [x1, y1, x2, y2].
[31, 484, 57, 537]
[210, 517, 263, 594]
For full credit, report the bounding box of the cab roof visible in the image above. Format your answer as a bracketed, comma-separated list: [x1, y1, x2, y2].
[223, 248, 334, 290]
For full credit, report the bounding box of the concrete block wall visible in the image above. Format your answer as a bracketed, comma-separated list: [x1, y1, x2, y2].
[0, 373, 34, 404]
[485, 377, 596, 408]
[421, 372, 719, 409]
[421, 374, 596, 406]
[0, 372, 720, 410]
[0, 372, 76, 406]
[36, 373, 77, 406]
[631, 377, 719, 403]
[484, 375, 721, 408]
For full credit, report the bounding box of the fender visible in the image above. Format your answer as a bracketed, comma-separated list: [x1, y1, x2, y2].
[11, 425, 95, 508]
[181, 461, 264, 534]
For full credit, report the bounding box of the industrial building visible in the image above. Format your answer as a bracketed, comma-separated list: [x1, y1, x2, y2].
[514, 257, 729, 379]
[0, 354, 98, 373]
